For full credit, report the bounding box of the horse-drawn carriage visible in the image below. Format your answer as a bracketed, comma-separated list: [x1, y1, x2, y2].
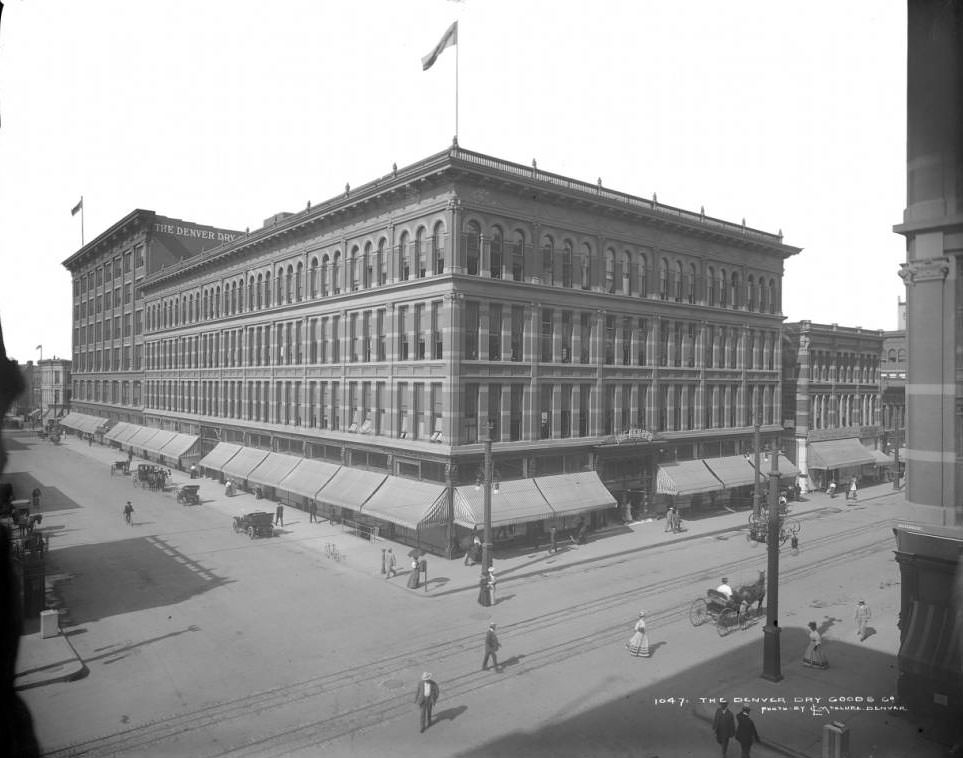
[132, 463, 170, 491]
[175, 484, 201, 506]
[689, 572, 766, 636]
[110, 460, 130, 476]
[233, 511, 274, 539]
[747, 506, 800, 546]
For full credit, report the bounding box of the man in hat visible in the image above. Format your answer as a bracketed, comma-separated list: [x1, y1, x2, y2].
[712, 698, 736, 757]
[414, 672, 439, 733]
[482, 623, 501, 672]
[855, 600, 872, 641]
[734, 705, 759, 757]
[716, 578, 733, 599]
[384, 548, 397, 579]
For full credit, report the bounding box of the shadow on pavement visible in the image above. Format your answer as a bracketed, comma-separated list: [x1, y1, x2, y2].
[453, 628, 951, 758]
[0, 472, 83, 512]
[432, 704, 468, 723]
[48, 535, 233, 625]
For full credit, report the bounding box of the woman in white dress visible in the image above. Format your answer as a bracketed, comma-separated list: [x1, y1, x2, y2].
[803, 621, 828, 668]
[626, 611, 650, 657]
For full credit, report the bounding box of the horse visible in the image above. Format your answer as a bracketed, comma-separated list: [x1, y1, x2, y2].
[734, 570, 766, 611]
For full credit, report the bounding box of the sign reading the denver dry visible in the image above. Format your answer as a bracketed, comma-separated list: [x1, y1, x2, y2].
[153, 222, 240, 243]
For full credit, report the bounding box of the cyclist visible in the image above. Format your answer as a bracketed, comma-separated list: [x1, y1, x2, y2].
[123, 501, 134, 526]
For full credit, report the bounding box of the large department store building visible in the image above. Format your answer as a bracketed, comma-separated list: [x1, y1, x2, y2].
[65, 144, 799, 555]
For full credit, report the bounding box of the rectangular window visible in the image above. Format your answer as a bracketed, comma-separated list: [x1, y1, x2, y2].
[350, 313, 358, 362]
[541, 308, 554, 363]
[431, 301, 442, 359]
[580, 313, 592, 364]
[510, 385, 523, 441]
[604, 315, 615, 365]
[465, 301, 479, 360]
[362, 311, 371, 362]
[540, 385, 552, 439]
[622, 317, 632, 365]
[463, 383, 479, 443]
[511, 241, 524, 281]
[398, 306, 409, 360]
[488, 304, 502, 361]
[433, 235, 445, 276]
[331, 315, 340, 362]
[465, 232, 480, 276]
[511, 306, 524, 361]
[415, 304, 426, 360]
[560, 384, 572, 438]
[377, 309, 386, 361]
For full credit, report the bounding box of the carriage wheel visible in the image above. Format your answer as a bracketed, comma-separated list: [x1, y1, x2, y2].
[689, 598, 709, 626]
[789, 519, 801, 535]
[779, 528, 790, 546]
[717, 609, 739, 637]
[248, 526, 256, 539]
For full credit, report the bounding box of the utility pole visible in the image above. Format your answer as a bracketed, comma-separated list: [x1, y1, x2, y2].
[477, 421, 494, 606]
[892, 426, 901, 490]
[752, 408, 762, 518]
[762, 450, 783, 681]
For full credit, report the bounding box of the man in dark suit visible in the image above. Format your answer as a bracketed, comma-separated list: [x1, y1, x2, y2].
[713, 698, 736, 757]
[414, 672, 439, 732]
[482, 623, 501, 671]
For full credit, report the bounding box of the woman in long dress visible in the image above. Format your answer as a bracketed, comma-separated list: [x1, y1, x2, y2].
[626, 611, 650, 657]
[803, 621, 828, 668]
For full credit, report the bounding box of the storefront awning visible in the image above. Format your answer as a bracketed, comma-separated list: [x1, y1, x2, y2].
[198, 442, 244, 471]
[317, 467, 388, 509]
[159, 433, 200, 460]
[807, 438, 875, 470]
[104, 421, 135, 442]
[748, 452, 799, 479]
[534, 471, 617, 516]
[362, 478, 448, 530]
[222, 447, 270, 480]
[126, 426, 162, 449]
[898, 601, 963, 682]
[246, 452, 302, 489]
[656, 460, 723, 496]
[277, 459, 341, 499]
[453, 478, 553, 529]
[868, 448, 893, 466]
[702, 455, 758, 489]
[61, 412, 109, 434]
[141, 430, 178, 457]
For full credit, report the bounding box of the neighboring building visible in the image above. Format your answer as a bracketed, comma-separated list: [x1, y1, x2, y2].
[108, 143, 800, 555]
[881, 312, 906, 455]
[11, 361, 37, 419]
[62, 210, 245, 430]
[894, 0, 963, 527]
[782, 321, 886, 493]
[36, 358, 71, 422]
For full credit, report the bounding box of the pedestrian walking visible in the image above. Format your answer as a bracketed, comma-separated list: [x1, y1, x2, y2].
[803, 621, 828, 668]
[385, 548, 397, 578]
[414, 672, 439, 733]
[712, 699, 736, 757]
[848, 478, 858, 502]
[828, 480, 837, 498]
[309, 500, 318, 523]
[274, 504, 284, 526]
[548, 525, 558, 554]
[465, 528, 480, 565]
[855, 600, 872, 641]
[734, 706, 760, 758]
[664, 506, 674, 532]
[407, 558, 421, 589]
[486, 567, 497, 604]
[482, 623, 501, 671]
[626, 610, 650, 657]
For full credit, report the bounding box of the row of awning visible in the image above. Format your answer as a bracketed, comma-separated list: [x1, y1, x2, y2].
[657, 453, 798, 497]
[807, 438, 884, 470]
[60, 412, 110, 435]
[198, 442, 617, 531]
[104, 422, 199, 459]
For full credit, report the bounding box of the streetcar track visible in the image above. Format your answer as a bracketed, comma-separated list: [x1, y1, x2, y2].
[46, 519, 897, 757]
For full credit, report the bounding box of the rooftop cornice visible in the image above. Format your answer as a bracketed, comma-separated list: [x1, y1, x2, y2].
[62, 209, 155, 270]
[144, 144, 800, 290]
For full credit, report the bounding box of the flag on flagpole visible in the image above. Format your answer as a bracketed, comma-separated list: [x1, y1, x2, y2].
[35, 345, 42, 350]
[422, 21, 457, 71]
[71, 197, 83, 216]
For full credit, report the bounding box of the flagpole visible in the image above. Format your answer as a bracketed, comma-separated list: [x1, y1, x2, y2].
[455, 35, 459, 143]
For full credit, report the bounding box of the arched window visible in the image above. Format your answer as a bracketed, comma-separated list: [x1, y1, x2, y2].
[264, 272, 272, 307]
[309, 258, 318, 298]
[432, 222, 446, 276]
[769, 280, 778, 313]
[465, 221, 481, 276]
[887, 349, 896, 362]
[490, 227, 503, 279]
[349, 245, 359, 290]
[674, 261, 684, 301]
[332, 251, 341, 293]
[285, 265, 294, 303]
[378, 238, 387, 284]
[320, 255, 329, 296]
[215, 286, 221, 317]
[247, 277, 254, 311]
[638, 253, 648, 297]
[747, 275, 756, 311]
[897, 348, 906, 362]
[399, 232, 410, 281]
[659, 258, 669, 300]
[562, 240, 573, 287]
[730, 272, 740, 308]
[511, 229, 525, 281]
[605, 248, 616, 293]
[622, 251, 632, 295]
[413, 229, 425, 279]
[707, 266, 716, 306]
[230, 282, 237, 314]
[759, 277, 769, 312]
[541, 234, 555, 286]
[580, 243, 592, 289]
[257, 274, 264, 308]
[296, 262, 303, 301]
[363, 242, 372, 286]
[719, 269, 728, 307]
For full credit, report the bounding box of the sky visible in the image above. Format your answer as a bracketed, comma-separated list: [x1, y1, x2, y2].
[0, 0, 907, 364]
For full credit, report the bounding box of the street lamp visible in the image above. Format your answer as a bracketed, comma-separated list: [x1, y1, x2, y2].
[761, 450, 782, 681]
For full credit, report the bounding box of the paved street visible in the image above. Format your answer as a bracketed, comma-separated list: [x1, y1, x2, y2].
[7, 431, 943, 757]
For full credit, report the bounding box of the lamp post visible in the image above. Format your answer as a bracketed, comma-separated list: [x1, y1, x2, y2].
[477, 421, 494, 606]
[761, 449, 782, 681]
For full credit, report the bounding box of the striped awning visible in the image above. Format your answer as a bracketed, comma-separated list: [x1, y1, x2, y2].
[246, 452, 302, 489]
[749, 452, 799, 479]
[362, 477, 449, 530]
[104, 421, 136, 442]
[807, 438, 875, 470]
[656, 460, 723, 496]
[61, 412, 110, 434]
[453, 478, 553, 529]
[125, 426, 161, 449]
[141, 430, 178, 457]
[159, 433, 200, 460]
[868, 448, 893, 466]
[317, 467, 388, 510]
[898, 601, 963, 682]
[198, 442, 244, 471]
[533, 471, 617, 516]
[277, 459, 340, 499]
[702, 455, 758, 489]
[221, 447, 270, 480]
